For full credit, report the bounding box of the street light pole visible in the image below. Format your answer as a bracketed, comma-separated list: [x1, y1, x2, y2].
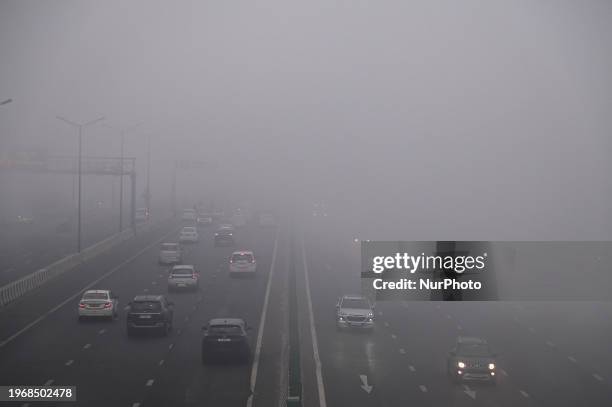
[102, 122, 142, 233]
[145, 134, 151, 210]
[56, 115, 105, 253]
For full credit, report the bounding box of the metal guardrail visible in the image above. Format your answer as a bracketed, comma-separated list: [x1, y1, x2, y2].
[0, 218, 171, 308]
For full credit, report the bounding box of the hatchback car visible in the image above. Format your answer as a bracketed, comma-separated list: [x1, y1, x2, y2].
[158, 242, 182, 265]
[229, 251, 257, 276]
[78, 290, 119, 321]
[167, 265, 199, 291]
[201, 318, 251, 363]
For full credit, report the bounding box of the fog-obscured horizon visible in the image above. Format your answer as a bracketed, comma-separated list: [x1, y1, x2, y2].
[1, 0, 610, 240]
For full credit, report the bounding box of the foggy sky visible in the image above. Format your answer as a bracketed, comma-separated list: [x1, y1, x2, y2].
[1, 0, 610, 239]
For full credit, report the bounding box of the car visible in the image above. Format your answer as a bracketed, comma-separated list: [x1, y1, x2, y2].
[447, 337, 498, 384]
[181, 208, 197, 222]
[126, 295, 174, 336]
[78, 290, 119, 321]
[196, 215, 213, 228]
[179, 226, 199, 243]
[229, 251, 257, 276]
[135, 207, 150, 223]
[158, 242, 182, 264]
[336, 295, 375, 330]
[201, 318, 252, 363]
[258, 213, 276, 227]
[214, 225, 235, 247]
[167, 265, 200, 291]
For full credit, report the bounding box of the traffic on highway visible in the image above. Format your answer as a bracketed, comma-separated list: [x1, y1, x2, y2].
[1, 1, 611, 406]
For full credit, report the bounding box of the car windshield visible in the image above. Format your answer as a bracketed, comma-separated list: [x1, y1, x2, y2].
[83, 292, 108, 300]
[457, 343, 492, 357]
[161, 244, 178, 251]
[131, 301, 161, 312]
[208, 325, 243, 335]
[232, 253, 253, 262]
[342, 298, 370, 309]
[182, 227, 196, 233]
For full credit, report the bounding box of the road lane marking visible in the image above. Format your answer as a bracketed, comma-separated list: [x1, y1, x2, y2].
[359, 375, 373, 394]
[98, 329, 106, 335]
[457, 325, 462, 330]
[299, 235, 327, 407]
[65, 360, 74, 366]
[384, 322, 389, 328]
[399, 348, 405, 354]
[446, 314, 452, 319]
[409, 365, 416, 372]
[146, 379, 154, 387]
[545, 340, 555, 348]
[143, 288, 149, 292]
[131, 403, 141, 407]
[44, 379, 54, 386]
[593, 373, 604, 382]
[246, 231, 279, 407]
[419, 385, 427, 393]
[568, 356, 577, 363]
[0, 226, 180, 348]
[520, 390, 529, 398]
[169, 343, 174, 350]
[83, 343, 91, 349]
[528, 327, 535, 334]
[151, 281, 157, 285]
[500, 369, 508, 377]
[124, 306, 130, 311]
[391, 334, 397, 340]
[159, 359, 164, 366]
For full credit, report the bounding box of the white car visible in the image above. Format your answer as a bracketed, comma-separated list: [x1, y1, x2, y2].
[78, 290, 119, 321]
[159, 242, 182, 264]
[167, 265, 200, 291]
[229, 251, 257, 275]
[179, 226, 199, 243]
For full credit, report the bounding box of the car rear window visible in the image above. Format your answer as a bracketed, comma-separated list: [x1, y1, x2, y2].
[209, 325, 243, 335]
[342, 298, 370, 309]
[182, 227, 196, 232]
[172, 268, 194, 276]
[131, 301, 161, 312]
[83, 292, 108, 300]
[161, 244, 178, 251]
[232, 253, 253, 262]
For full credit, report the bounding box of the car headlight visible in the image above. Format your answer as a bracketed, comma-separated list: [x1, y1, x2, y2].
[367, 312, 373, 318]
[457, 361, 466, 369]
[338, 316, 344, 321]
[488, 363, 495, 370]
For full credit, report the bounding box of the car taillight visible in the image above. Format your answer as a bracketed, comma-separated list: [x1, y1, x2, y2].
[250, 259, 255, 263]
[192, 275, 197, 279]
[103, 302, 112, 308]
[79, 303, 86, 308]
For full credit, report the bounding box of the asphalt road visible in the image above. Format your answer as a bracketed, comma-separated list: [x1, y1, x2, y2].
[298, 217, 612, 407]
[0, 219, 285, 407]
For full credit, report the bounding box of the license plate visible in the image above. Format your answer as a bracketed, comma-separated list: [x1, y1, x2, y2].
[177, 283, 186, 287]
[139, 315, 152, 319]
[217, 338, 231, 342]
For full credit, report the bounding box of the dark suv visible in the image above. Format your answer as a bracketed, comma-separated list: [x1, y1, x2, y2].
[201, 318, 251, 363]
[126, 295, 174, 337]
[214, 225, 235, 247]
[447, 336, 498, 384]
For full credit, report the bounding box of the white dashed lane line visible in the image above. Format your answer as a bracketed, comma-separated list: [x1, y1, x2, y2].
[65, 359, 74, 366]
[391, 334, 397, 340]
[593, 374, 604, 382]
[98, 329, 106, 335]
[132, 403, 141, 407]
[146, 379, 154, 387]
[409, 365, 416, 372]
[159, 359, 165, 366]
[419, 385, 428, 393]
[44, 379, 54, 386]
[520, 390, 529, 398]
[168, 343, 174, 350]
[528, 327, 536, 334]
[83, 343, 91, 349]
[568, 356, 577, 363]
[399, 348, 406, 354]
[383, 322, 389, 328]
[545, 340, 556, 348]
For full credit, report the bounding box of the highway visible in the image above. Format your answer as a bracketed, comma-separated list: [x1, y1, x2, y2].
[1, 214, 612, 406]
[298, 217, 612, 407]
[0, 219, 284, 407]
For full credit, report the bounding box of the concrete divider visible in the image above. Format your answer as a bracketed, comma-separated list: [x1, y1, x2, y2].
[0, 217, 173, 308]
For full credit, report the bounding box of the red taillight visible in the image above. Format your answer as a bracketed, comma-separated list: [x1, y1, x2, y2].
[192, 275, 197, 279]
[103, 302, 112, 308]
[79, 303, 86, 308]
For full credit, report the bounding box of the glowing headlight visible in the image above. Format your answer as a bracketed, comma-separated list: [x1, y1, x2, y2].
[488, 363, 495, 370]
[367, 312, 373, 318]
[457, 361, 466, 369]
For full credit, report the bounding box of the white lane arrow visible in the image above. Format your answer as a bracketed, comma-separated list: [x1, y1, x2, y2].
[360, 375, 373, 394]
[463, 384, 476, 399]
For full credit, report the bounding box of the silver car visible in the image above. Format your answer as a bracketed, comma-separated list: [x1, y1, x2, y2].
[159, 243, 182, 265]
[336, 295, 375, 330]
[167, 265, 199, 291]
